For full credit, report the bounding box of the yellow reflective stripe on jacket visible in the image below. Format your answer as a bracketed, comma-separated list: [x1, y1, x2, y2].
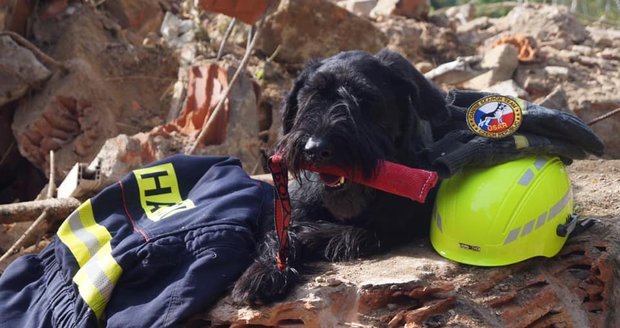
[57, 200, 123, 319]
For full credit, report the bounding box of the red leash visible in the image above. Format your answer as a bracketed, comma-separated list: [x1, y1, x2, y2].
[267, 153, 291, 271]
[267, 154, 439, 271]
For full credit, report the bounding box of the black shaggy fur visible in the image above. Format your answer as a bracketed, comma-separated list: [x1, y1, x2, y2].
[232, 49, 449, 305]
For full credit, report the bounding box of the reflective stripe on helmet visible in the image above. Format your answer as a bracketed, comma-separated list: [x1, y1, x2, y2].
[503, 189, 570, 245]
[57, 200, 123, 319]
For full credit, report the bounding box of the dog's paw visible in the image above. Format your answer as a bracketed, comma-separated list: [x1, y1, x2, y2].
[232, 261, 300, 306]
[324, 229, 381, 261]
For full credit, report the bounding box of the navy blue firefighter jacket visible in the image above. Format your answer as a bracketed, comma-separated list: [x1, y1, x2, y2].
[0, 155, 274, 327]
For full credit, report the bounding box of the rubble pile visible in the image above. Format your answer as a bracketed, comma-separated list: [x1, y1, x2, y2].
[0, 0, 619, 326]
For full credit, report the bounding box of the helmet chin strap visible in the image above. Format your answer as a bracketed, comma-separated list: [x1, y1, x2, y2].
[557, 215, 597, 238]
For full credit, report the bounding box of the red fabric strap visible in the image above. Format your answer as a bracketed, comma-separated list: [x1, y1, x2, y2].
[303, 161, 439, 203]
[268, 153, 291, 271]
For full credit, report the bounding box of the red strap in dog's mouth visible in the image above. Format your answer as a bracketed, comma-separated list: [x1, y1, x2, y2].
[319, 173, 345, 188]
[302, 161, 438, 203]
[267, 153, 439, 272]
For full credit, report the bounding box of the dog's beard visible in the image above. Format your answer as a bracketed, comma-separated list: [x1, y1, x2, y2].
[318, 175, 376, 220]
[277, 113, 396, 221]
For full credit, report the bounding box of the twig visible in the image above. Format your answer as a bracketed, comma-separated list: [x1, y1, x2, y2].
[101, 76, 176, 82]
[0, 31, 68, 73]
[0, 151, 58, 266]
[47, 150, 55, 198]
[587, 107, 620, 126]
[0, 197, 80, 224]
[217, 18, 237, 60]
[0, 141, 15, 167]
[0, 210, 49, 265]
[267, 44, 281, 62]
[188, 16, 265, 154]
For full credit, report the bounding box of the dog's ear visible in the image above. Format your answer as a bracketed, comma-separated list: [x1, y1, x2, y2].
[282, 59, 323, 134]
[375, 49, 449, 124]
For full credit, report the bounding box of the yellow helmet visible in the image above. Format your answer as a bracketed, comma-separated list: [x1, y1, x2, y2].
[430, 156, 575, 266]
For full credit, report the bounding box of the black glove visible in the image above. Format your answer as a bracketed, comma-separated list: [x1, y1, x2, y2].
[425, 130, 588, 177]
[425, 90, 605, 177]
[520, 102, 604, 156]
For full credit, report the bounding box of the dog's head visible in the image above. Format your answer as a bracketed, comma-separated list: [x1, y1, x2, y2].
[278, 49, 448, 219]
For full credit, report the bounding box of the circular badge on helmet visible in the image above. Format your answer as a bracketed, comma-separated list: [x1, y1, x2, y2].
[466, 95, 523, 138]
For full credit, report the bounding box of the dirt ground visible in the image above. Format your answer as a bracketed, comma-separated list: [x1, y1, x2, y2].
[569, 159, 620, 218]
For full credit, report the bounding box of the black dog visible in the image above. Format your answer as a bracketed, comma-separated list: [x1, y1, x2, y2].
[232, 49, 449, 305]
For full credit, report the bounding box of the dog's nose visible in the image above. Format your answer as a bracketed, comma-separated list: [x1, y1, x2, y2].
[304, 137, 333, 162]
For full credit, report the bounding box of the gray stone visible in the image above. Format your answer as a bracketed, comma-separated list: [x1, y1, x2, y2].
[0, 36, 52, 107]
[570, 45, 594, 57]
[537, 85, 568, 110]
[544, 66, 570, 78]
[587, 26, 620, 48]
[480, 44, 519, 73]
[462, 45, 519, 90]
[485, 79, 528, 99]
[456, 16, 491, 34]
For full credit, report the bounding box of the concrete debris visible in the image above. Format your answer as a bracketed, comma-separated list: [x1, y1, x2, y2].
[479, 44, 519, 72]
[544, 65, 570, 78]
[88, 133, 184, 188]
[456, 16, 492, 34]
[444, 3, 475, 24]
[462, 44, 519, 90]
[587, 26, 620, 48]
[0, 36, 52, 107]
[103, 0, 165, 37]
[8, 6, 178, 182]
[336, 0, 378, 18]
[600, 48, 620, 61]
[536, 85, 568, 110]
[198, 0, 271, 25]
[575, 100, 620, 158]
[87, 59, 262, 185]
[493, 4, 588, 45]
[11, 60, 116, 179]
[160, 11, 197, 49]
[160, 61, 262, 169]
[492, 34, 537, 62]
[370, 0, 431, 20]
[375, 17, 468, 65]
[484, 79, 528, 99]
[424, 56, 481, 85]
[255, 0, 387, 65]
